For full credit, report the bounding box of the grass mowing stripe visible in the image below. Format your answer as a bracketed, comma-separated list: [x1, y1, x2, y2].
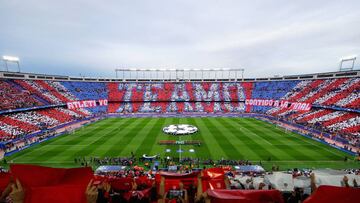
[252, 118, 349, 160]
[274, 132, 342, 160]
[187, 117, 211, 159]
[69, 118, 137, 158]
[96, 118, 150, 157]
[36, 120, 110, 146]
[217, 118, 259, 160]
[56, 119, 115, 145]
[243, 119, 329, 162]
[221, 117, 279, 160]
[20, 120, 115, 161]
[226, 118, 281, 161]
[241, 119, 315, 161]
[194, 118, 227, 159]
[300, 144, 343, 160]
[134, 118, 166, 156]
[187, 117, 212, 159]
[104, 118, 152, 156]
[150, 118, 174, 156]
[28, 119, 127, 162]
[4, 117, 358, 170]
[292, 133, 346, 158]
[204, 118, 243, 159]
[178, 117, 198, 160]
[121, 118, 162, 156]
[252, 118, 346, 160]
[168, 118, 180, 159]
[184, 117, 199, 158]
[9, 135, 65, 160]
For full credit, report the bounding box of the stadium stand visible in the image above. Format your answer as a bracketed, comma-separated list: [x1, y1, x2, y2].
[107, 82, 252, 113]
[0, 80, 43, 110]
[251, 80, 300, 113]
[0, 107, 89, 142]
[263, 78, 360, 147]
[0, 76, 358, 146]
[0, 71, 359, 203]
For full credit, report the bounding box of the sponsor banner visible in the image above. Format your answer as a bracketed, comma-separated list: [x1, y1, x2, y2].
[158, 140, 201, 145]
[67, 99, 108, 110]
[245, 99, 311, 111]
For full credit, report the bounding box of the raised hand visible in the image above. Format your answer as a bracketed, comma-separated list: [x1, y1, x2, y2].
[10, 179, 25, 203]
[85, 180, 98, 203]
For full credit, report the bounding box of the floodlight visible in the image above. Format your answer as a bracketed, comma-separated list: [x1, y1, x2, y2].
[3, 55, 20, 62]
[339, 55, 357, 71]
[2, 55, 21, 72]
[340, 55, 357, 61]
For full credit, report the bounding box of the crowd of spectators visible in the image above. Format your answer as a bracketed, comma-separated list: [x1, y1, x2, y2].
[272, 115, 360, 149]
[61, 81, 108, 101]
[1, 78, 358, 113]
[110, 102, 248, 114]
[0, 79, 108, 112]
[15, 79, 63, 104]
[0, 164, 358, 203]
[46, 81, 77, 101]
[0, 80, 42, 110]
[0, 108, 88, 143]
[263, 78, 360, 145]
[321, 78, 360, 109]
[275, 110, 360, 148]
[109, 82, 247, 103]
[76, 157, 136, 167]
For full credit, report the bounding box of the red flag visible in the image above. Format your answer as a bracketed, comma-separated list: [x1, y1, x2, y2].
[158, 171, 199, 179]
[202, 178, 227, 192]
[10, 164, 93, 203]
[304, 185, 360, 203]
[135, 176, 153, 188]
[208, 179, 227, 190]
[155, 172, 199, 192]
[201, 168, 226, 192]
[108, 177, 133, 191]
[26, 185, 88, 203]
[0, 172, 11, 191]
[203, 168, 225, 179]
[207, 189, 284, 203]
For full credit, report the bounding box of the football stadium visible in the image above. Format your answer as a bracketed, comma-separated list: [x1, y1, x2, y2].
[1, 1, 360, 203]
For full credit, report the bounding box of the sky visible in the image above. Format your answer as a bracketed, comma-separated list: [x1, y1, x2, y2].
[0, 0, 359, 78]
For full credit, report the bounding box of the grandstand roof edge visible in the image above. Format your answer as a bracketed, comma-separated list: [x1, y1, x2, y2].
[0, 69, 359, 82]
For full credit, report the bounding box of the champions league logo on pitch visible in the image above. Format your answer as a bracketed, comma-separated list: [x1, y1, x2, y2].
[162, 124, 198, 136]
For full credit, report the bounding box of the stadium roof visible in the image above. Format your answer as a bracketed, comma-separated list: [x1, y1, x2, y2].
[1, 69, 359, 82]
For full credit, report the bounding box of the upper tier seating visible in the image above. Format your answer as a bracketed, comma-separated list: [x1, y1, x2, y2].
[1, 79, 358, 111]
[0, 80, 43, 110]
[107, 82, 249, 102]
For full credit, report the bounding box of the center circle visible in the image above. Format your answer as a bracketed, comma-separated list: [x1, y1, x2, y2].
[162, 124, 198, 136]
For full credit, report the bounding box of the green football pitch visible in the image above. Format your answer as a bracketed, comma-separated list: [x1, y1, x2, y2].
[3, 117, 359, 170]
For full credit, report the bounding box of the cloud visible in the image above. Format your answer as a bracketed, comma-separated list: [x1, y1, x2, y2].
[0, 0, 359, 78]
